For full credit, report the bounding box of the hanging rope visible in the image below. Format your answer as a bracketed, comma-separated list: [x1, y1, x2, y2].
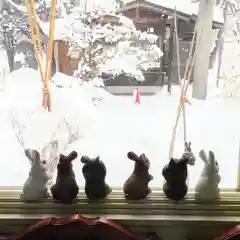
[30, 0, 44, 60]
[25, 0, 44, 81]
[42, 0, 57, 111]
[25, 0, 56, 111]
[169, 9, 197, 159]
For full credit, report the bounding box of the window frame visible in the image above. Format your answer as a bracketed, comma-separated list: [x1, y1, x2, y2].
[0, 186, 240, 235]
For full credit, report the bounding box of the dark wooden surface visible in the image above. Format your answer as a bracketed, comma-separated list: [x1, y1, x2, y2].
[0, 214, 161, 240]
[0, 216, 240, 240]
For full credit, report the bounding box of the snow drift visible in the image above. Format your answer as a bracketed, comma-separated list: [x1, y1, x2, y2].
[0, 68, 112, 186]
[0, 69, 240, 190]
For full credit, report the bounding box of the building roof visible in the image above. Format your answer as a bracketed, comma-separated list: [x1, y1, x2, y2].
[38, 18, 68, 41]
[118, 0, 224, 26]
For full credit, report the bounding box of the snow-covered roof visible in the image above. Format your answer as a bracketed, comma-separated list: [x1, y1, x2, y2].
[38, 18, 68, 41]
[121, 0, 224, 24]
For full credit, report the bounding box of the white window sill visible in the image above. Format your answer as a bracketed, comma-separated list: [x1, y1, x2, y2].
[0, 187, 239, 234]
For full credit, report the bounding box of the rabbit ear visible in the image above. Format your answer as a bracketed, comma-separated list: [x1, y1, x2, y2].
[209, 151, 215, 162]
[199, 149, 208, 164]
[68, 151, 78, 161]
[139, 153, 146, 160]
[25, 149, 40, 164]
[81, 155, 91, 164]
[208, 151, 217, 173]
[95, 156, 100, 162]
[127, 151, 139, 162]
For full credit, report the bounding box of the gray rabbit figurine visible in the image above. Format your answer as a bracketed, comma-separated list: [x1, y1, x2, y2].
[81, 155, 111, 201]
[162, 142, 195, 201]
[123, 151, 153, 200]
[194, 150, 221, 201]
[20, 141, 59, 202]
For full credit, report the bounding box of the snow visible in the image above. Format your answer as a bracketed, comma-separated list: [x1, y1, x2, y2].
[60, 9, 162, 82]
[39, 18, 66, 41]
[0, 48, 9, 90]
[0, 68, 110, 185]
[0, 68, 239, 190]
[144, 0, 224, 24]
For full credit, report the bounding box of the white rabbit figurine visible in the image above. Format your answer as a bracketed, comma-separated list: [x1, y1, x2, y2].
[20, 141, 59, 202]
[194, 149, 221, 201]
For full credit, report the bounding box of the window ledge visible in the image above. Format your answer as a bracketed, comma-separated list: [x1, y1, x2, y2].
[0, 187, 240, 234]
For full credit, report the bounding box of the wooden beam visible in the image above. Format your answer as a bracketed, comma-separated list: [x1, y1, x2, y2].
[43, 0, 57, 111]
[136, 0, 139, 19]
[133, 18, 165, 24]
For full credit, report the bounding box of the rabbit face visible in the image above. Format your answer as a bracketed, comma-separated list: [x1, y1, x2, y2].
[81, 156, 106, 182]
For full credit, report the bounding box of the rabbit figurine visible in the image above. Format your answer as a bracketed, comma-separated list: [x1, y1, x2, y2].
[20, 141, 59, 202]
[123, 151, 153, 200]
[162, 142, 195, 201]
[194, 150, 221, 201]
[51, 151, 79, 204]
[81, 155, 111, 201]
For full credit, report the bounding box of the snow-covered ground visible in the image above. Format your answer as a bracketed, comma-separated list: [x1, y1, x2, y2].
[0, 68, 240, 189]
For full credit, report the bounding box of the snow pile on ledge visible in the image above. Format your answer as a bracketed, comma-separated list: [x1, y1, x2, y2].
[0, 68, 114, 186]
[2, 69, 240, 189]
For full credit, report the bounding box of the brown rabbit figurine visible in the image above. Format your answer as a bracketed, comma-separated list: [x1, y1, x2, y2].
[51, 151, 79, 204]
[123, 151, 153, 200]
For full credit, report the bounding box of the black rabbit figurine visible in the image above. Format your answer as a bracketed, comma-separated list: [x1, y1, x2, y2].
[123, 151, 153, 200]
[162, 142, 195, 201]
[51, 151, 79, 204]
[81, 155, 111, 201]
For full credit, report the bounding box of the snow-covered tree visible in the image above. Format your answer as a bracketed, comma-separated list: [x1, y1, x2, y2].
[62, 8, 163, 84]
[0, 0, 30, 71]
[216, 0, 240, 96]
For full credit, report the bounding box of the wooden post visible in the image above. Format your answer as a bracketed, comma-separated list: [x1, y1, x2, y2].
[43, 0, 57, 111]
[54, 41, 59, 72]
[25, 0, 45, 82]
[216, 2, 227, 87]
[168, 20, 174, 94]
[136, 0, 140, 20]
[192, 0, 215, 100]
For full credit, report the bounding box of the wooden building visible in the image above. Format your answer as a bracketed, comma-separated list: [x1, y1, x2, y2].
[116, 0, 223, 89]
[5, 0, 223, 88]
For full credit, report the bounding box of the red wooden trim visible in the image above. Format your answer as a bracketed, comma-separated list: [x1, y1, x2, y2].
[213, 225, 240, 240]
[4, 214, 154, 240]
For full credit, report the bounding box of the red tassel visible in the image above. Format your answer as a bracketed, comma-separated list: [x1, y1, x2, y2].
[135, 88, 140, 104]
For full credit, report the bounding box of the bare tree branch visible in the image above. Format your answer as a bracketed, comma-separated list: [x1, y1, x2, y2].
[10, 111, 26, 151]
